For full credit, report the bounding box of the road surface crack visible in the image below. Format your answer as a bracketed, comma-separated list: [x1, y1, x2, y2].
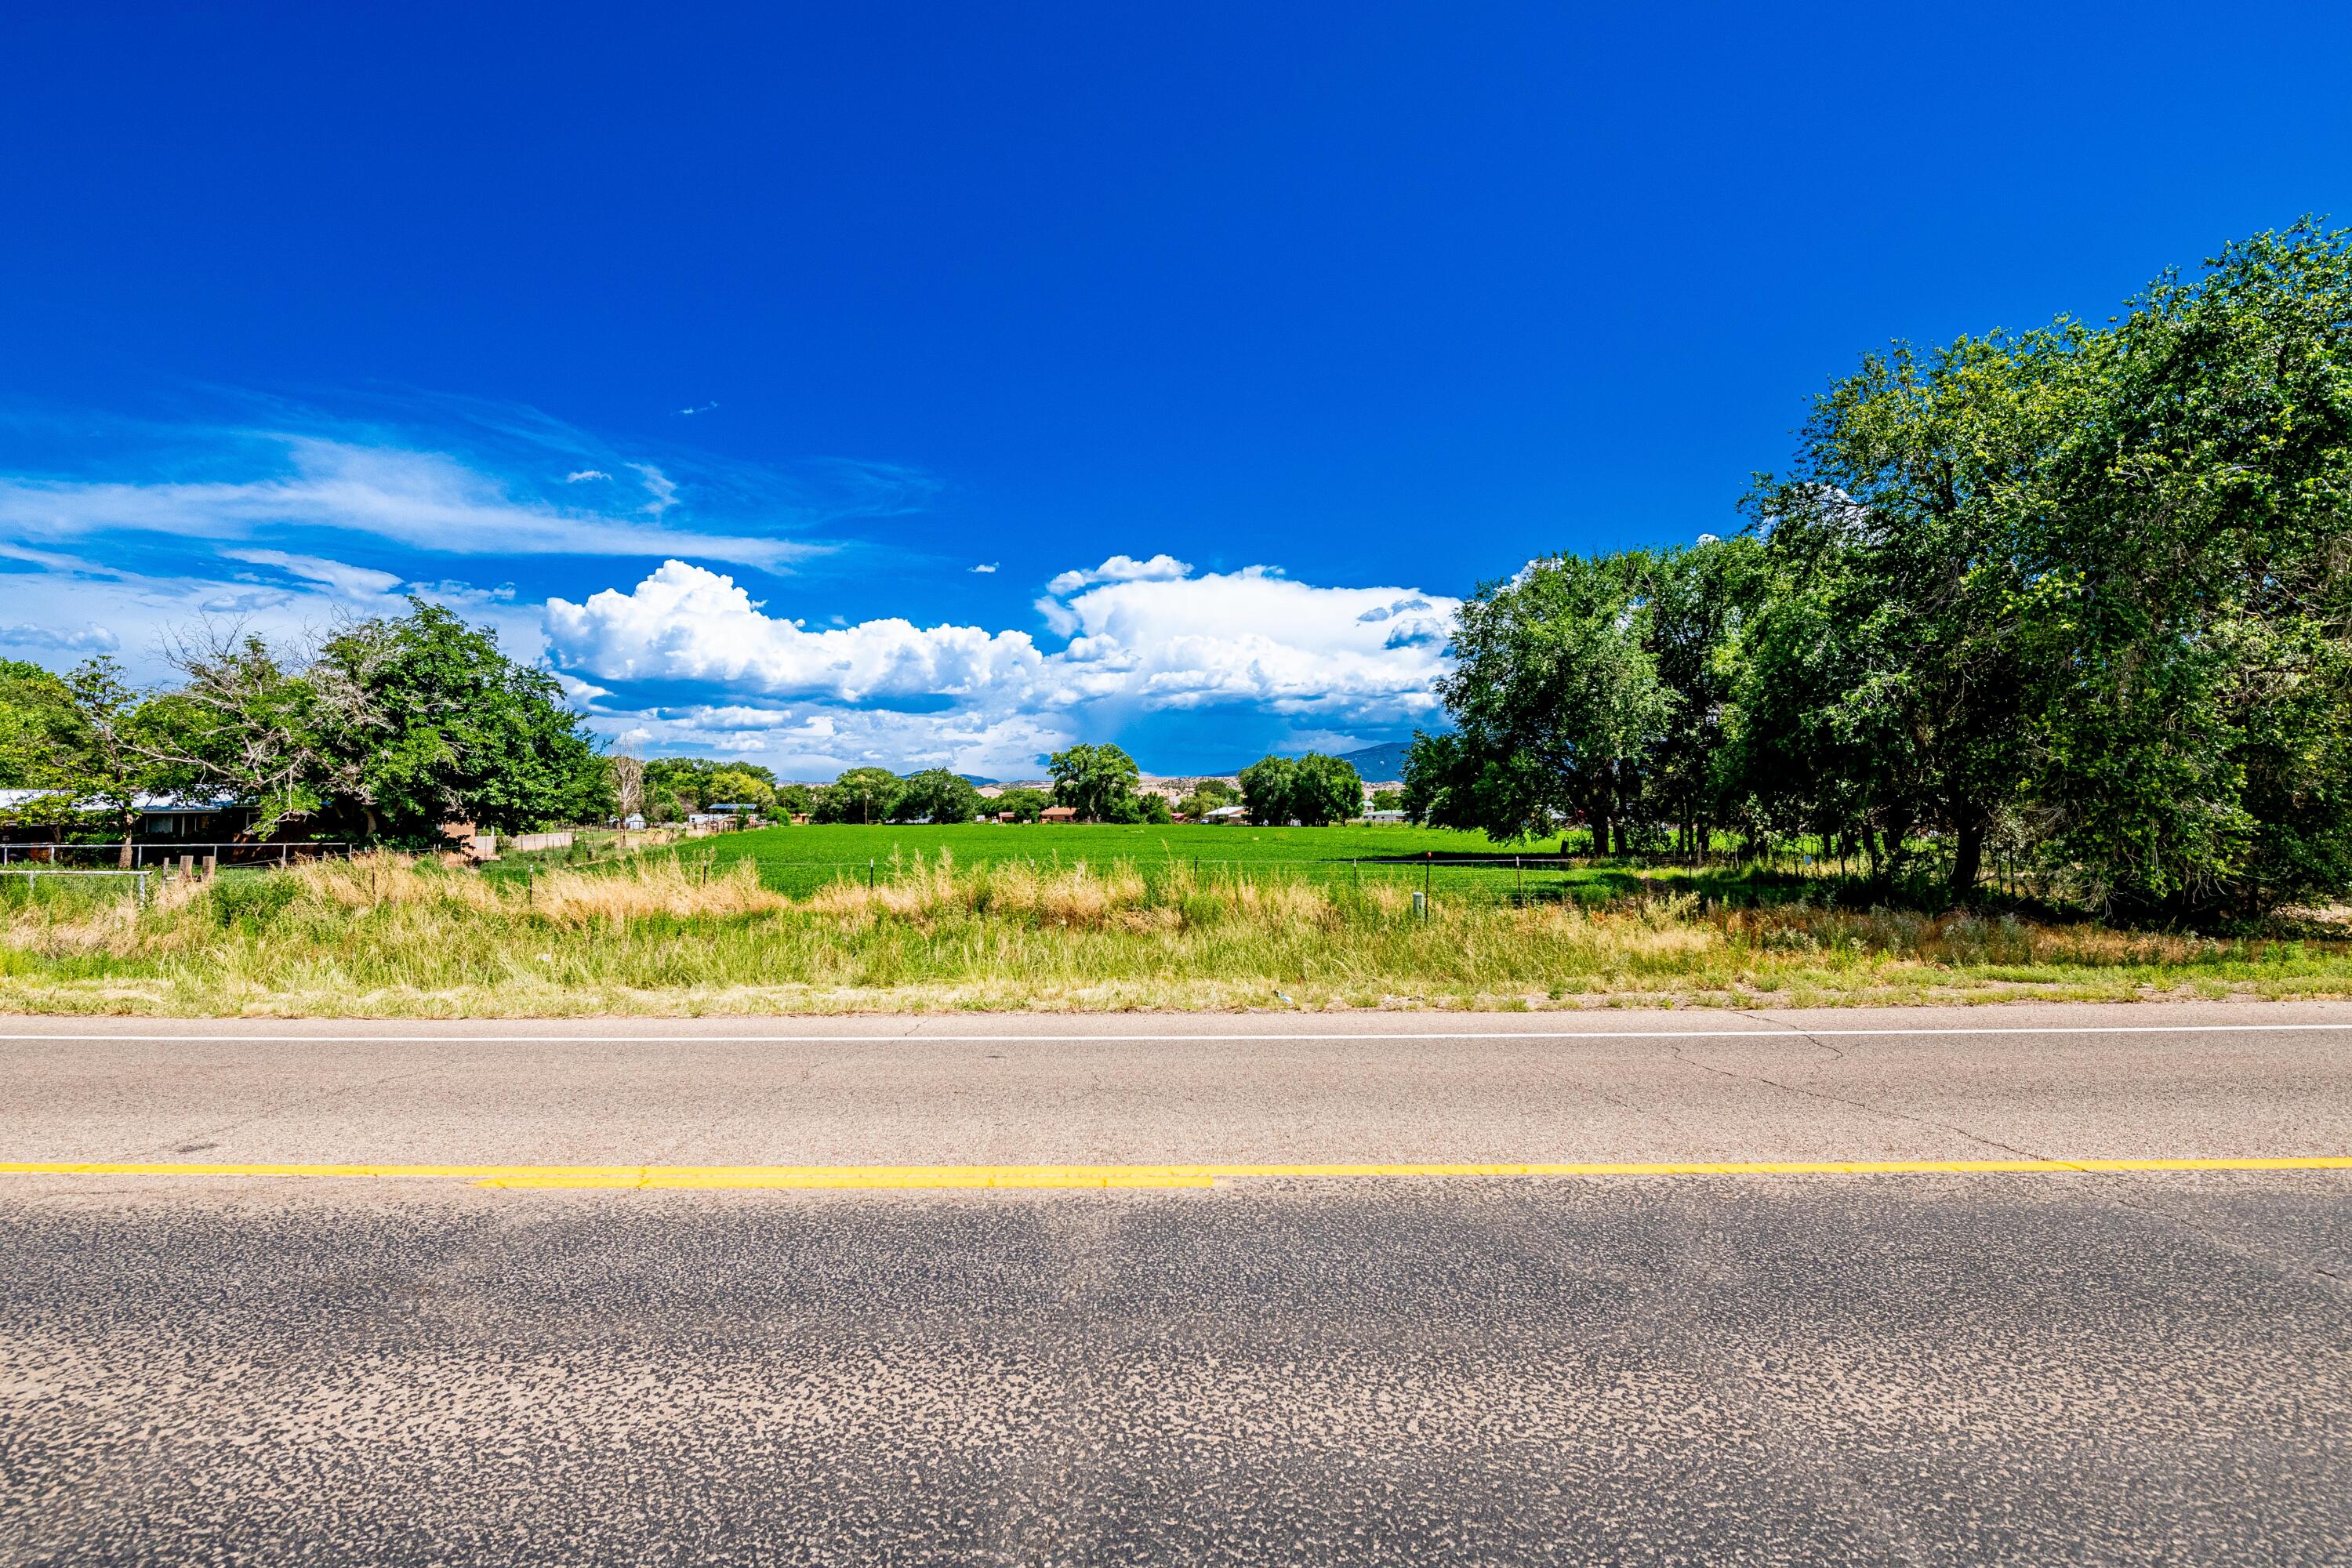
[1665, 1043, 2048, 1160]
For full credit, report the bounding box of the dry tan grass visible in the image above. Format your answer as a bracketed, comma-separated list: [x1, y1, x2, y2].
[2, 849, 2348, 1016]
[804, 850, 1192, 927]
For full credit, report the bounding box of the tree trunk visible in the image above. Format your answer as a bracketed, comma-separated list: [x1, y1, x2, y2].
[1949, 808, 1986, 903]
[1594, 760, 1617, 856]
[117, 818, 135, 869]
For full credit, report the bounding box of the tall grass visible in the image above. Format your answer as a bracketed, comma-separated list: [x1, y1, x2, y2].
[2, 849, 2347, 1016]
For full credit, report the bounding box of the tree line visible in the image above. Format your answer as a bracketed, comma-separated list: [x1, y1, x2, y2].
[0, 604, 607, 858]
[760, 745, 1371, 826]
[0, 615, 1386, 848]
[1406, 223, 2352, 922]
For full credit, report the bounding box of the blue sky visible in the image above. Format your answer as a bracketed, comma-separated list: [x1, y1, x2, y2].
[4, 2, 2348, 778]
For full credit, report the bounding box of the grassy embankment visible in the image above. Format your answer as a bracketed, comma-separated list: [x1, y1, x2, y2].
[3, 826, 2350, 1016]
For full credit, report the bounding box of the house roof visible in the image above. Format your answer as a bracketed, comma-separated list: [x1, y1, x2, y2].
[0, 789, 243, 815]
[132, 793, 245, 814]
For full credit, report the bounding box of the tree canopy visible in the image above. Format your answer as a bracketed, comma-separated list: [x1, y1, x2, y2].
[1, 603, 612, 848]
[1412, 222, 2352, 921]
[896, 768, 982, 825]
[1237, 753, 1363, 826]
[1047, 743, 1142, 822]
[0, 659, 76, 791]
[985, 786, 1051, 822]
[815, 767, 902, 824]
[301, 605, 608, 839]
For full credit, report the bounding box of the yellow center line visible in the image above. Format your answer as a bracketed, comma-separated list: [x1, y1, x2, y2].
[2, 1157, 2350, 1189]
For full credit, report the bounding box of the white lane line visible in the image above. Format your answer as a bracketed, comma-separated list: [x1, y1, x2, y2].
[2, 1023, 2352, 1044]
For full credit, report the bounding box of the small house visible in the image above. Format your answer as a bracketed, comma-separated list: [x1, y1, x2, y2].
[1039, 805, 1080, 822]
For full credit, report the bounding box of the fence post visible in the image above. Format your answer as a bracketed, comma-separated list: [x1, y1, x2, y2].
[869, 857, 876, 890]
[202, 853, 216, 881]
[1515, 855, 1523, 906]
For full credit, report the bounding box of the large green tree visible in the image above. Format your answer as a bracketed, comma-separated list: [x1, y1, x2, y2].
[1737, 329, 2051, 894]
[1427, 552, 1672, 850]
[984, 786, 1050, 822]
[815, 767, 902, 823]
[643, 757, 784, 819]
[896, 768, 982, 824]
[1235, 755, 1297, 824]
[1639, 539, 1766, 856]
[1726, 222, 2352, 916]
[51, 657, 165, 864]
[309, 601, 608, 840]
[1238, 753, 1362, 826]
[0, 659, 75, 793]
[702, 766, 779, 812]
[1047, 742, 1141, 822]
[2009, 223, 2352, 918]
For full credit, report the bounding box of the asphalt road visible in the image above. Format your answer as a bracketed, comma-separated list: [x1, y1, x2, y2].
[3, 1002, 2350, 1565]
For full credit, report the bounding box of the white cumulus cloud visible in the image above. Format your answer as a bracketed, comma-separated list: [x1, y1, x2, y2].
[545, 560, 1049, 705]
[544, 553, 1457, 769]
[1044, 552, 1191, 597]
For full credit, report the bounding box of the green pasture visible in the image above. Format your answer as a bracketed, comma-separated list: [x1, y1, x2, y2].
[555, 821, 1801, 905]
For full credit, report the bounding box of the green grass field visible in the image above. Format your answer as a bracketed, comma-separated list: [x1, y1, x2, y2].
[583, 821, 1690, 902]
[484, 821, 1845, 906]
[707, 820, 1495, 870]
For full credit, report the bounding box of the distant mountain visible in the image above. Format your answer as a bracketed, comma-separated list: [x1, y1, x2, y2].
[956, 774, 1000, 787]
[1334, 741, 1412, 780]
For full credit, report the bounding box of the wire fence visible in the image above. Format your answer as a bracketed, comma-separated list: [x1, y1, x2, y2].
[0, 866, 156, 906]
[0, 841, 357, 869]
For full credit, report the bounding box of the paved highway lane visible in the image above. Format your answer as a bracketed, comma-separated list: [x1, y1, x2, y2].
[3, 1003, 2350, 1565]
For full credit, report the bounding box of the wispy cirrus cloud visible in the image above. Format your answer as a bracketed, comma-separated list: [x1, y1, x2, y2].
[224, 547, 406, 598]
[0, 438, 819, 570]
[0, 390, 932, 680]
[0, 546, 543, 677]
